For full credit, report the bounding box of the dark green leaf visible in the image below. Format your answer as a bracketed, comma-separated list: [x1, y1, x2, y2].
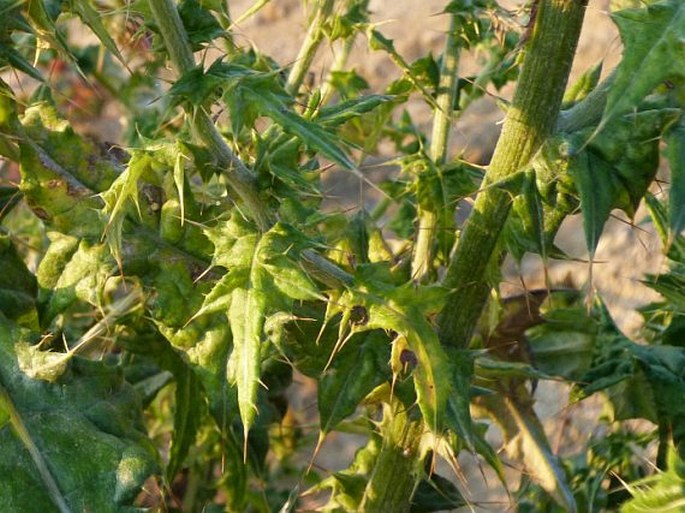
[119, 331, 205, 480]
[0, 235, 37, 328]
[526, 307, 596, 380]
[568, 150, 617, 258]
[318, 330, 390, 434]
[0, 44, 44, 82]
[367, 30, 439, 109]
[444, 349, 475, 447]
[410, 473, 466, 513]
[0, 186, 21, 222]
[178, 0, 224, 50]
[645, 193, 685, 262]
[0, 313, 158, 512]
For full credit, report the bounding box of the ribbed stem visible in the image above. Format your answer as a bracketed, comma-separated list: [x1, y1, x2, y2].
[411, 15, 461, 281]
[286, 0, 335, 95]
[437, 0, 588, 348]
[359, 404, 423, 513]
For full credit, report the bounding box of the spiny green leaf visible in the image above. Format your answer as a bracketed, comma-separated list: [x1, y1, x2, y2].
[24, 0, 74, 63]
[19, 102, 121, 192]
[227, 281, 266, 449]
[231, 0, 272, 26]
[475, 356, 552, 381]
[19, 140, 102, 237]
[16, 102, 121, 238]
[523, 295, 597, 380]
[315, 95, 394, 127]
[205, 212, 257, 269]
[644, 193, 685, 262]
[600, 0, 685, 130]
[169, 65, 231, 107]
[36, 236, 115, 327]
[203, 220, 323, 442]
[147, 263, 236, 428]
[316, 433, 382, 511]
[18, 293, 140, 383]
[265, 303, 339, 379]
[621, 448, 685, 513]
[101, 152, 152, 264]
[367, 29, 439, 110]
[262, 253, 320, 301]
[344, 277, 452, 433]
[562, 63, 602, 106]
[192, 270, 242, 320]
[259, 223, 320, 301]
[503, 171, 547, 262]
[252, 89, 356, 170]
[646, 270, 685, 311]
[568, 150, 617, 258]
[66, 0, 128, 70]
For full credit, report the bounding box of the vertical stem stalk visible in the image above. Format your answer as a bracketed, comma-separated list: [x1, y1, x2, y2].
[360, 404, 423, 513]
[437, 0, 587, 348]
[411, 15, 461, 281]
[148, 0, 272, 230]
[286, 0, 335, 95]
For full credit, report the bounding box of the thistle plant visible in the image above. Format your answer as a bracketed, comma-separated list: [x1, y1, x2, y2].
[0, 0, 684, 511]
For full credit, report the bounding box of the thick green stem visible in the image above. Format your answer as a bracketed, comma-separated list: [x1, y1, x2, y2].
[148, 0, 272, 230]
[437, 0, 587, 348]
[411, 15, 461, 281]
[360, 405, 423, 513]
[286, 0, 335, 95]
